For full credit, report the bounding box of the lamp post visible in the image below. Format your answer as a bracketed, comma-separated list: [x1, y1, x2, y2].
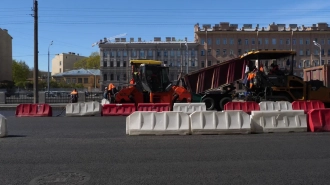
[47, 40, 53, 93]
[313, 41, 321, 66]
[185, 41, 188, 74]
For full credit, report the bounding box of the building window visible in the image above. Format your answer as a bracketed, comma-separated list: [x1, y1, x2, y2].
[229, 50, 233, 55]
[238, 49, 242, 55]
[116, 74, 120, 81]
[299, 60, 303, 68]
[305, 60, 310, 67]
[164, 51, 168, 57]
[72, 78, 76, 84]
[157, 51, 161, 57]
[66, 78, 71, 84]
[177, 50, 181, 57]
[216, 38, 220, 45]
[103, 61, 107, 67]
[306, 39, 310, 45]
[299, 50, 303, 55]
[223, 38, 227, 45]
[59, 61, 62, 66]
[117, 51, 121, 57]
[84, 78, 88, 83]
[164, 61, 168, 65]
[306, 49, 310, 55]
[245, 39, 248, 45]
[132, 50, 137, 57]
[207, 49, 211, 56]
[223, 49, 226, 55]
[191, 50, 195, 56]
[116, 61, 120, 67]
[201, 50, 205, 56]
[78, 78, 82, 83]
[286, 39, 290, 45]
[216, 49, 220, 56]
[201, 61, 205, 68]
[265, 38, 269, 45]
[103, 51, 107, 57]
[110, 51, 115, 57]
[321, 49, 324, 55]
[110, 74, 114, 80]
[251, 38, 255, 45]
[200, 38, 205, 45]
[123, 51, 127, 57]
[328, 39, 330, 45]
[321, 60, 325, 65]
[328, 49, 330, 56]
[293, 39, 296, 45]
[207, 61, 211, 66]
[230, 38, 234, 45]
[123, 74, 127, 81]
[123, 61, 127, 67]
[170, 50, 175, 57]
[238, 39, 242, 45]
[258, 38, 262, 45]
[279, 39, 283, 45]
[59, 68, 61, 73]
[191, 60, 195, 67]
[140, 50, 145, 57]
[272, 38, 276, 45]
[110, 61, 114, 67]
[207, 38, 212, 45]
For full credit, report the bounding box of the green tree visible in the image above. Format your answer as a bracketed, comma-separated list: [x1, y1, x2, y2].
[12, 59, 30, 87]
[50, 81, 59, 88]
[74, 52, 100, 69]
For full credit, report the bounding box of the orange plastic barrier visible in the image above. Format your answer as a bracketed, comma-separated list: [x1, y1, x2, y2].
[137, 103, 170, 112]
[224, 101, 260, 114]
[292, 100, 325, 114]
[102, 104, 136, 116]
[308, 109, 330, 132]
[15, 104, 52, 117]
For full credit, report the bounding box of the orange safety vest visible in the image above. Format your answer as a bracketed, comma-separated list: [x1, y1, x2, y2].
[130, 78, 135, 85]
[108, 83, 115, 90]
[247, 73, 256, 88]
[70, 91, 78, 95]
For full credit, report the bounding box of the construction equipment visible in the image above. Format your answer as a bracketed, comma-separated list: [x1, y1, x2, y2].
[184, 50, 330, 110]
[113, 60, 186, 108]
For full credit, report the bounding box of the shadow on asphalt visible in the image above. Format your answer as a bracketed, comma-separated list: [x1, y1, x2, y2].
[4, 135, 27, 138]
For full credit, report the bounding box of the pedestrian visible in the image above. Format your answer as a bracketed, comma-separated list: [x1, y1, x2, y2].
[70, 88, 79, 103]
[103, 87, 109, 100]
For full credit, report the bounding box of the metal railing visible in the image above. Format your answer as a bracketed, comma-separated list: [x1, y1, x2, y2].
[85, 92, 103, 102]
[45, 92, 72, 103]
[5, 92, 34, 104]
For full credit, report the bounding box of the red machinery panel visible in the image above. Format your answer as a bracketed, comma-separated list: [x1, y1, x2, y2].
[184, 58, 248, 94]
[224, 101, 260, 114]
[102, 104, 136, 116]
[292, 100, 325, 114]
[137, 103, 170, 112]
[15, 104, 52, 117]
[308, 109, 330, 132]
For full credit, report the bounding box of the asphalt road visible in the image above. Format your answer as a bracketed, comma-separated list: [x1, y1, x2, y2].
[1, 115, 330, 185]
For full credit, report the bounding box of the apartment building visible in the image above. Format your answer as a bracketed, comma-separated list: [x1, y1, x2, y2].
[194, 22, 330, 77]
[51, 52, 87, 76]
[99, 37, 199, 90]
[0, 28, 13, 81]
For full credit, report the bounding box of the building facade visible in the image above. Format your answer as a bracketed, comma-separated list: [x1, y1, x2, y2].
[99, 37, 199, 89]
[51, 52, 87, 75]
[52, 69, 100, 91]
[0, 28, 13, 81]
[194, 22, 330, 77]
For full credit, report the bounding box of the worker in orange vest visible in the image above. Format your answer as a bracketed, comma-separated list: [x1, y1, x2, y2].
[70, 88, 78, 103]
[247, 69, 257, 89]
[108, 83, 117, 103]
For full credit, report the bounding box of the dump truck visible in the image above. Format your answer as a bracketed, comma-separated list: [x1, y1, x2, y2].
[303, 64, 330, 87]
[184, 50, 330, 110]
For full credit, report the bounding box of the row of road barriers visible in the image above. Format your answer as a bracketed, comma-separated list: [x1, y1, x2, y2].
[126, 100, 330, 135]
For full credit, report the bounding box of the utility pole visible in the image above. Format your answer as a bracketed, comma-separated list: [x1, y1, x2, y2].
[32, 0, 39, 103]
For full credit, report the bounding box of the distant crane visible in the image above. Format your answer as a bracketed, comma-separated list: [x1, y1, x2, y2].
[92, 33, 128, 47]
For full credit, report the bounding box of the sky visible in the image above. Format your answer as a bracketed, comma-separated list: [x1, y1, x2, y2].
[1, 0, 330, 72]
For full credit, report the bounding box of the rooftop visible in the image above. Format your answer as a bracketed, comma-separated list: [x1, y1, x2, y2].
[52, 69, 100, 77]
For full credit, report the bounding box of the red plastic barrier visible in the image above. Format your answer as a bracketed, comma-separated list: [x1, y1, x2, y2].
[102, 104, 136, 116]
[308, 109, 330, 132]
[15, 104, 52, 117]
[137, 103, 170, 112]
[224, 101, 260, 114]
[292, 100, 325, 114]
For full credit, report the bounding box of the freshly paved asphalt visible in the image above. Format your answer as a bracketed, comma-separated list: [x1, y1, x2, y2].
[1, 111, 330, 185]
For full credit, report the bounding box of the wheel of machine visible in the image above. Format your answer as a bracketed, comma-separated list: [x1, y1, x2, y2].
[219, 97, 232, 110]
[202, 97, 215, 110]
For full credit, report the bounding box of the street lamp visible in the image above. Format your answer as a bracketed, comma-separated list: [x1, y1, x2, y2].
[47, 40, 53, 93]
[185, 41, 188, 74]
[313, 41, 321, 66]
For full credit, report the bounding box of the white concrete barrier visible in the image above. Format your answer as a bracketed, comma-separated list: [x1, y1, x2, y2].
[250, 110, 307, 133]
[173, 103, 206, 114]
[259, 101, 292, 111]
[127, 111, 190, 135]
[190, 111, 251, 135]
[101, 99, 110, 106]
[66, 101, 101, 116]
[0, 114, 8, 138]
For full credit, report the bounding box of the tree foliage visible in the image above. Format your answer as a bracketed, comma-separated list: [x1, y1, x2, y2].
[74, 52, 100, 69]
[12, 59, 30, 87]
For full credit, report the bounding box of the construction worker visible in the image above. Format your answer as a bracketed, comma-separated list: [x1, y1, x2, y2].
[70, 88, 78, 103]
[259, 64, 264, 72]
[247, 68, 257, 89]
[108, 83, 117, 103]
